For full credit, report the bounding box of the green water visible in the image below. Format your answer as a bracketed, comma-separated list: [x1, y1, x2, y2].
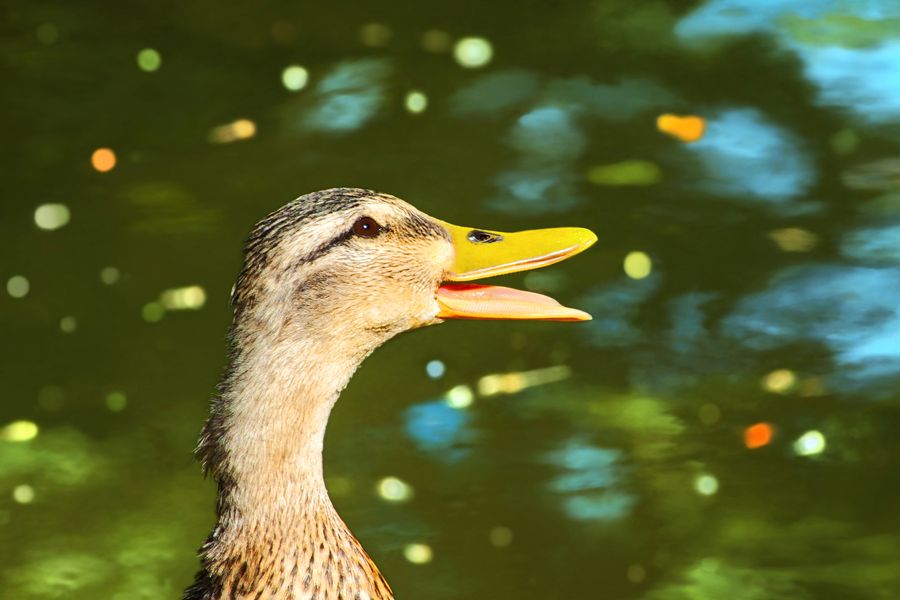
[3, 1, 900, 598]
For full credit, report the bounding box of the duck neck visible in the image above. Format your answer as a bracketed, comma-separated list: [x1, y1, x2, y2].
[190, 321, 394, 600]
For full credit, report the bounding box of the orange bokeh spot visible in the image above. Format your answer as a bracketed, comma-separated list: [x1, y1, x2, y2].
[744, 422, 774, 449]
[91, 147, 117, 172]
[656, 114, 706, 143]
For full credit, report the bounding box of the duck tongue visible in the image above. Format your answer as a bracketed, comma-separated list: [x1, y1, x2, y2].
[436, 283, 591, 321]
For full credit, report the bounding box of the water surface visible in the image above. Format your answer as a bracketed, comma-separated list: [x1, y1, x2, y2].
[3, 1, 900, 598]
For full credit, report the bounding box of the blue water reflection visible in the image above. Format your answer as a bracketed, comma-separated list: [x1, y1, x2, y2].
[678, 0, 900, 127]
[298, 59, 391, 133]
[403, 399, 474, 462]
[683, 108, 818, 212]
[450, 69, 540, 116]
[544, 439, 634, 521]
[800, 42, 900, 124]
[583, 275, 661, 348]
[842, 222, 900, 264]
[452, 71, 678, 213]
[723, 265, 900, 391]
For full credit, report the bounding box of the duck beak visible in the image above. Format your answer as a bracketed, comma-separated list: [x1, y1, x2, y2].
[435, 220, 597, 322]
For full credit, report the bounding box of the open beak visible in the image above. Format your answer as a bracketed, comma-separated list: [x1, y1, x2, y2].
[436, 220, 597, 321]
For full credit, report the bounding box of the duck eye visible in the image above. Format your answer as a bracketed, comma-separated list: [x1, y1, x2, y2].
[352, 216, 382, 238]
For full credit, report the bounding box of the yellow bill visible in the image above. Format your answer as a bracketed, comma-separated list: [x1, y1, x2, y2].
[436, 220, 596, 321]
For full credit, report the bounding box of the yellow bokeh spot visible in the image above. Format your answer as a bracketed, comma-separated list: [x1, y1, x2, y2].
[404, 91, 428, 114]
[160, 285, 206, 310]
[13, 484, 35, 504]
[657, 114, 706, 143]
[763, 369, 796, 393]
[209, 119, 257, 144]
[694, 474, 718, 496]
[488, 526, 513, 547]
[477, 366, 571, 397]
[445, 384, 474, 409]
[281, 65, 309, 91]
[403, 543, 433, 564]
[624, 251, 652, 279]
[768, 228, 818, 252]
[453, 37, 493, 68]
[794, 430, 826, 456]
[34, 203, 71, 230]
[1, 420, 39, 442]
[376, 476, 413, 502]
[6, 275, 30, 299]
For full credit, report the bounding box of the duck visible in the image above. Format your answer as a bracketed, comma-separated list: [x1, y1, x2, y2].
[183, 188, 596, 600]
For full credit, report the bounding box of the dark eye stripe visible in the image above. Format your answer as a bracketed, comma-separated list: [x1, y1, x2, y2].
[297, 212, 444, 266]
[297, 229, 356, 264]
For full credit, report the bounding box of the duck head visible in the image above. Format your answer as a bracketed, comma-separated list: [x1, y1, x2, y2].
[231, 188, 595, 357]
[190, 188, 596, 599]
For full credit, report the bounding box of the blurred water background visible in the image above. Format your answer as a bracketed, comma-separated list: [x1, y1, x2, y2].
[2, 1, 900, 598]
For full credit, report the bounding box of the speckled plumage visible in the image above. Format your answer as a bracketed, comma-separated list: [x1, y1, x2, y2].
[185, 189, 451, 600]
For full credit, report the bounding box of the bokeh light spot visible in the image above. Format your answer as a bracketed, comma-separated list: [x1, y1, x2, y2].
[34, 203, 70, 231]
[453, 37, 493, 68]
[59, 316, 77, 333]
[160, 285, 206, 310]
[105, 391, 128, 412]
[1, 420, 39, 442]
[587, 160, 661, 186]
[794, 430, 826, 456]
[209, 119, 257, 144]
[376, 476, 413, 502]
[142, 302, 165, 323]
[763, 369, 796, 393]
[13, 484, 35, 504]
[7, 275, 30, 299]
[403, 543, 433, 564]
[281, 65, 309, 91]
[478, 366, 571, 396]
[769, 228, 818, 252]
[627, 564, 647, 583]
[359, 23, 392, 47]
[744, 422, 774, 449]
[404, 90, 428, 114]
[657, 114, 706, 142]
[694, 474, 719, 496]
[100, 266, 121, 285]
[421, 29, 452, 53]
[425, 360, 445, 379]
[624, 251, 652, 280]
[136, 48, 162, 72]
[488, 526, 513, 547]
[91, 148, 116, 172]
[445, 384, 474, 409]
